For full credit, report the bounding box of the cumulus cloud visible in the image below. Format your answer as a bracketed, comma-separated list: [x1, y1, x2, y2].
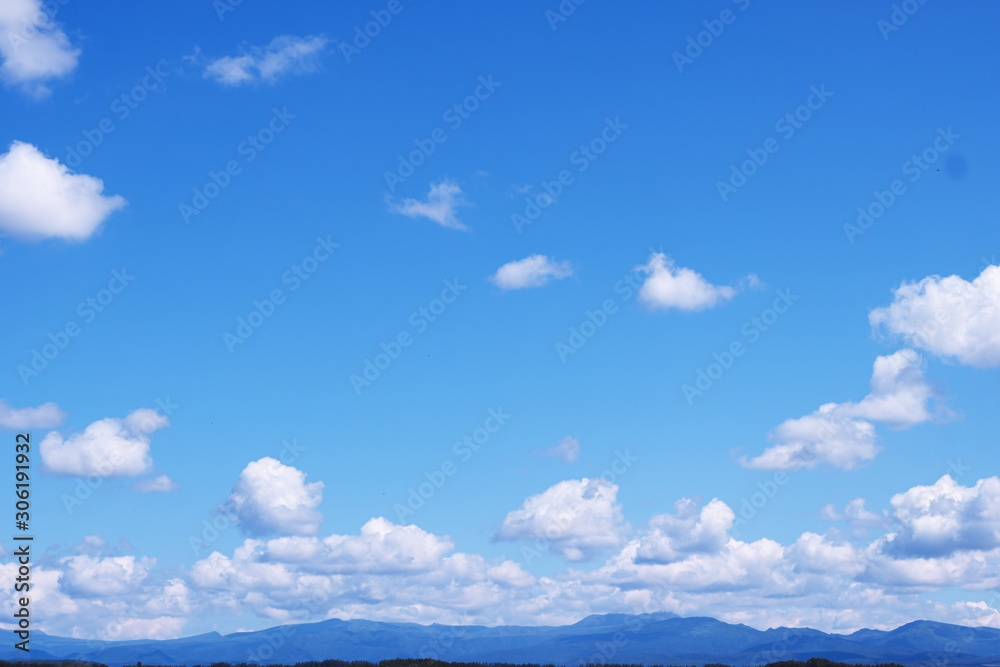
[870, 264, 1000, 367]
[0, 0, 79, 96]
[39, 408, 169, 477]
[885, 474, 1000, 558]
[389, 179, 470, 230]
[0, 398, 65, 429]
[0, 141, 127, 241]
[490, 255, 573, 290]
[228, 457, 324, 537]
[541, 436, 580, 464]
[636, 252, 757, 311]
[202, 35, 328, 85]
[740, 350, 937, 471]
[636, 498, 734, 563]
[495, 478, 627, 561]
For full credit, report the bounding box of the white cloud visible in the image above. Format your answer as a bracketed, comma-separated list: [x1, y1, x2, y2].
[821, 498, 890, 531]
[389, 179, 469, 230]
[0, 0, 79, 96]
[886, 474, 1000, 558]
[740, 350, 936, 471]
[203, 35, 328, 85]
[228, 457, 324, 537]
[870, 264, 1000, 367]
[0, 141, 127, 241]
[39, 408, 169, 477]
[0, 398, 65, 429]
[636, 498, 735, 563]
[495, 478, 627, 561]
[490, 255, 573, 290]
[541, 436, 580, 464]
[636, 253, 754, 311]
[133, 474, 179, 493]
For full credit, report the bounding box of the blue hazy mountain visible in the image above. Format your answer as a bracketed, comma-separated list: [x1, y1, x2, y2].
[6, 614, 1000, 666]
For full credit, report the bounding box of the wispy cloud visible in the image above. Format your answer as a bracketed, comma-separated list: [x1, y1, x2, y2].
[389, 179, 470, 230]
[201, 34, 328, 86]
[490, 255, 573, 290]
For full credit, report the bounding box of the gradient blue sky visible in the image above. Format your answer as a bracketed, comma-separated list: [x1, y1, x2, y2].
[2, 0, 1000, 641]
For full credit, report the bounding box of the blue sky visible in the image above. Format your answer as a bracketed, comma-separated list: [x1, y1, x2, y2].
[2, 0, 1000, 642]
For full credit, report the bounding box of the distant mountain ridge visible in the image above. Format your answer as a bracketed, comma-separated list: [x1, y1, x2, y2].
[6, 613, 1000, 667]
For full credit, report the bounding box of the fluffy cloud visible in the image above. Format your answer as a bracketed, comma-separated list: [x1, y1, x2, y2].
[495, 478, 627, 561]
[0, 0, 79, 96]
[490, 255, 573, 290]
[636, 498, 735, 563]
[885, 475, 1000, 558]
[0, 398, 65, 429]
[541, 436, 580, 464]
[740, 350, 936, 471]
[228, 457, 324, 537]
[389, 179, 470, 230]
[870, 264, 1000, 367]
[0, 141, 127, 241]
[39, 408, 169, 477]
[202, 35, 328, 85]
[636, 252, 758, 311]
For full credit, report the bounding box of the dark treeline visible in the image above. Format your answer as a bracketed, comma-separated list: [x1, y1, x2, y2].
[0, 658, 912, 667]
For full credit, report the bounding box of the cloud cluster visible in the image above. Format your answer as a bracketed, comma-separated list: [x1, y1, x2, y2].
[228, 457, 324, 537]
[9, 475, 1000, 639]
[202, 35, 328, 86]
[870, 264, 1000, 367]
[39, 408, 170, 477]
[636, 253, 758, 311]
[0, 141, 127, 242]
[0, 0, 79, 96]
[740, 350, 937, 471]
[490, 255, 573, 290]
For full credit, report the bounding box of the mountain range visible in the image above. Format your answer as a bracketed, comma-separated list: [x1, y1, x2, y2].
[7, 613, 1000, 666]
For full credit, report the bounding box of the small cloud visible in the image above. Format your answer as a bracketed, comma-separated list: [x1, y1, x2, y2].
[490, 255, 573, 290]
[39, 408, 169, 477]
[541, 436, 580, 464]
[389, 179, 469, 231]
[0, 399, 66, 429]
[0, 0, 80, 97]
[201, 34, 328, 86]
[636, 253, 751, 312]
[228, 457, 324, 537]
[133, 474, 179, 493]
[0, 141, 126, 242]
